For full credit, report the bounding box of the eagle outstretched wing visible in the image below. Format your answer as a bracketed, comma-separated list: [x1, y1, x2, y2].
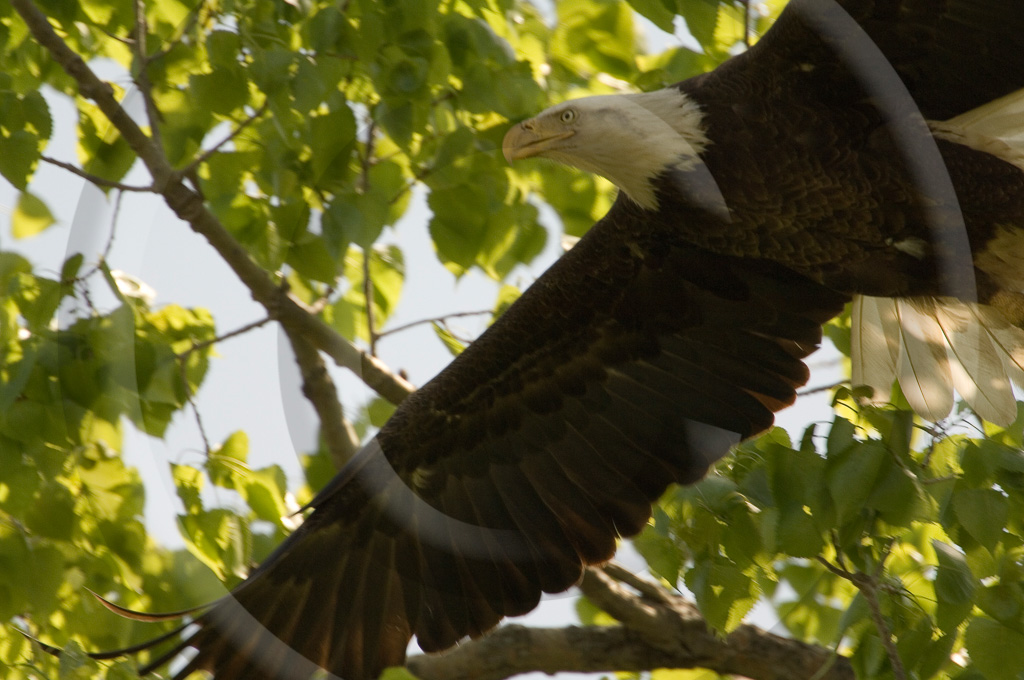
[130, 200, 846, 680]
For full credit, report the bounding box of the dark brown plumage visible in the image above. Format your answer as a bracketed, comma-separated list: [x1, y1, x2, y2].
[115, 1, 1024, 678]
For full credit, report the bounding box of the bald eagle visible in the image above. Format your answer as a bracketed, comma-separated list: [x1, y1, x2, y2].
[502, 28, 1024, 425]
[108, 0, 1024, 678]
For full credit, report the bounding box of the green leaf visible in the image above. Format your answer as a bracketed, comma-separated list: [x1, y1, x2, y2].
[172, 462, 205, 515]
[776, 503, 824, 557]
[22, 90, 53, 141]
[368, 245, 406, 323]
[0, 343, 37, 413]
[78, 100, 137, 184]
[60, 253, 84, 283]
[250, 48, 296, 95]
[626, 0, 676, 31]
[491, 284, 521, 322]
[684, 559, 758, 632]
[366, 395, 396, 429]
[964, 617, 1024, 680]
[207, 431, 249, 489]
[376, 98, 416, 148]
[866, 464, 930, 527]
[59, 639, 96, 680]
[977, 583, 1024, 628]
[379, 668, 422, 680]
[432, 322, 466, 357]
[189, 67, 249, 116]
[633, 509, 684, 585]
[961, 440, 998, 487]
[24, 481, 77, 541]
[674, 0, 721, 48]
[240, 465, 288, 526]
[953, 487, 1008, 551]
[933, 540, 977, 633]
[0, 130, 40, 190]
[287, 233, 339, 283]
[206, 30, 241, 68]
[301, 450, 336, 497]
[308, 106, 356, 188]
[552, 0, 637, 79]
[177, 508, 251, 581]
[13, 271, 63, 328]
[826, 415, 857, 457]
[428, 180, 545, 279]
[460, 61, 545, 119]
[826, 440, 888, 525]
[837, 591, 871, 638]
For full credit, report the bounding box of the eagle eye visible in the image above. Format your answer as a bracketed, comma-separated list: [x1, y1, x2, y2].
[560, 109, 577, 124]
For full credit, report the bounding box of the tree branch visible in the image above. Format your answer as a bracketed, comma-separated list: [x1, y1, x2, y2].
[13, 0, 415, 407]
[572, 565, 853, 680]
[406, 565, 855, 680]
[283, 326, 360, 470]
[406, 618, 853, 680]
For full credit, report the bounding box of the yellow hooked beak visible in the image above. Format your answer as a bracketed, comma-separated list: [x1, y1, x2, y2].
[502, 121, 575, 163]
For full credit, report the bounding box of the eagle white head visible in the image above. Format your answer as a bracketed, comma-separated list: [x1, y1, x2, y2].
[502, 88, 710, 210]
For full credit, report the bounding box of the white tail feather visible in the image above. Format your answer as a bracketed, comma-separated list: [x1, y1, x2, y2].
[847, 89, 1024, 424]
[850, 295, 898, 400]
[894, 299, 955, 421]
[851, 296, 1024, 424]
[942, 303, 1017, 424]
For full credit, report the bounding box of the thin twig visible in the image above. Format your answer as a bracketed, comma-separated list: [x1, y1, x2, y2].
[184, 101, 271, 176]
[177, 356, 213, 457]
[177, 315, 274, 360]
[798, 379, 849, 397]
[358, 120, 379, 355]
[363, 250, 377, 356]
[73, 191, 127, 289]
[377, 309, 492, 340]
[133, 0, 164, 151]
[817, 551, 906, 680]
[103, 191, 125, 263]
[41, 155, 153, 192]
[859, 574, 906, 680]
[815, 555, 853, 580]
[173, 318, 277, 458]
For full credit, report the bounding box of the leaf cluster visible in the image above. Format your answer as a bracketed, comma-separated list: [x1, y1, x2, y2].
[627, 379, 1024, 680]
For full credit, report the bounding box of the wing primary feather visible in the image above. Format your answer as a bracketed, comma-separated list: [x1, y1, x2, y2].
[487, 461, 584, 592]
[516, 447, 619, 563]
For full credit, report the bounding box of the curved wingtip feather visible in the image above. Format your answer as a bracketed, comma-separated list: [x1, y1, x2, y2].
[86, 587, 213, 622]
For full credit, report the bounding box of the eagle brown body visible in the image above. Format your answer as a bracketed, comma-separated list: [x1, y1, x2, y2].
[122, 1, 1024, 678]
